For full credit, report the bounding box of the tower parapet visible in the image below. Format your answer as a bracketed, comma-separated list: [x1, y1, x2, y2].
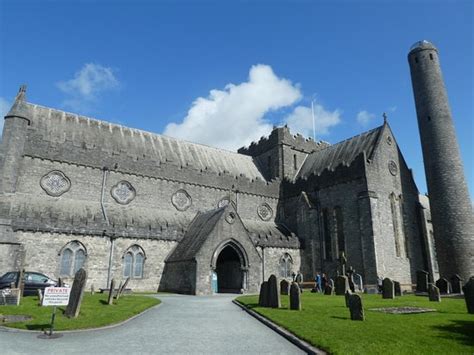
[408, 40, 473, 281]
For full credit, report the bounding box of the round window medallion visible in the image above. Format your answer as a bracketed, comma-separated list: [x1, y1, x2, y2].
[40, 170, 71, 197]
[111, 181, 136, 204]
[388, 160, 398, 176]
[257, 203, 273, 221]
[172, 189, 192, 211]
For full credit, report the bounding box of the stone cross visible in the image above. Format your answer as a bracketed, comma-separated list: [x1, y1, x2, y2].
[65, 268, 87, 318]
[462, 277, 474, 314]
[289, 282, 301, 311]
[258, 281, 269, 307]
[428, 284, 441, 302]
[108, 279, 115, 305]
[450, 274, 463, 294]
[435, 278, 451, 294]
[267, 275, 281, 308]
[416, 270, 429, 293]
[280, 279, 289, 295]
[335, 275, 349, 295]
[339, 252, 347, 276]
[348, 294, 365, 321]
[394, 281, 402, 297]
[382, 278, 395, 299]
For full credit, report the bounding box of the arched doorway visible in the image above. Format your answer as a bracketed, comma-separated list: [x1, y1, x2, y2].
[216, 245, 243, 293]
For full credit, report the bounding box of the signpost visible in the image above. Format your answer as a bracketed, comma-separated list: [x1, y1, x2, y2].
[40, 287, 71, 338]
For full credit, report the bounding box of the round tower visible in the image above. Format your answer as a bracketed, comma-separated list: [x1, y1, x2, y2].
[408, 40, 473, 281]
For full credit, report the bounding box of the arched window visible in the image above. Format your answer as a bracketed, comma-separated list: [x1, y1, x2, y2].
[279, 253, 293, 278]
[123, 245, 145, 278]
[59, 241, 87, 277]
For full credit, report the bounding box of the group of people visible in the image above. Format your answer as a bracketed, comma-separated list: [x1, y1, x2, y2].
[313, 272, 329, 292]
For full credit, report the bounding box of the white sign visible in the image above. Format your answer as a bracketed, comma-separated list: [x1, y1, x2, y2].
[42, 287, 71, 306]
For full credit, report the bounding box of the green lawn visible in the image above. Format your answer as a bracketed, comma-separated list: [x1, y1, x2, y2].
[0, 293, 160, 331]
[236, 293, 474, 354]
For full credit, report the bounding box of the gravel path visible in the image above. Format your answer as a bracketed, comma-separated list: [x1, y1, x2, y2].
[0, 294, 304, 354]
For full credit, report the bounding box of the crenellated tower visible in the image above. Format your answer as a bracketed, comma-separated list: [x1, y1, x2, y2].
[408, 40, 473, 281]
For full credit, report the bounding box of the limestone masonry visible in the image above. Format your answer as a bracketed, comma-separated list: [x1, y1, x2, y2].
[0, 41, 471, 294]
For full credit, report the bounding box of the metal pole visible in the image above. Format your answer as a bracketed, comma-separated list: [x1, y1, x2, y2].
[49, 306, 57, 336]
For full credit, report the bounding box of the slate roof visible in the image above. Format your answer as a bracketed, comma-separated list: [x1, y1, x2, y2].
[296, 124, 384, 180]
[244, 219, 300, 248]
[166, 208, 226, 262]
[22, 101, 265, 181]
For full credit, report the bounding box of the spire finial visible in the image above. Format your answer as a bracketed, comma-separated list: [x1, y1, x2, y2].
[383, 112, 388, 123]
[16, 84, 27, 101]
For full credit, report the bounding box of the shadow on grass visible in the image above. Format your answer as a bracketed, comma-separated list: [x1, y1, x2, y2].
[330, 316, 349, 320]
[433, 320, 474, 346]
[99, 300, 109, 305]
[26, 324, 51, 330]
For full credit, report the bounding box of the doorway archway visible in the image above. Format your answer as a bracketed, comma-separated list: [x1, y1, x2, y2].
[212, 240, 249, 294]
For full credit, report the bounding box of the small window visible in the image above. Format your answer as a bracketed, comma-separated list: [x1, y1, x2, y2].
[293, 154, 297, 170]
[429, 53, 433, 60]
[123, 245, 145, 279]
[322, 209, 332, 261]
[415, 57, 418, 63]
[279, 253, 293, 278]
[59, 241, 87, 277]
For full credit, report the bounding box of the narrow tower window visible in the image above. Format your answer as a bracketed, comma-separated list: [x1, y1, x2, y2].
[335, 207, 345, 255]
[293, 154, 297, 170]
[429, 53, 433, 60]
[322, 209, 332, 261]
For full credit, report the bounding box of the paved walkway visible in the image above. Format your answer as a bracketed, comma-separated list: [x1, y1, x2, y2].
[0, 294, 304, 354]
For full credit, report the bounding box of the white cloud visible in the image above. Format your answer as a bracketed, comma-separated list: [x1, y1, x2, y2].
[284, 104, 342, 139]
[57, 63, 119, 111]
[356, 110, 375, 126]
[0, 97, 11, 136]
[164, 64, 302, 151]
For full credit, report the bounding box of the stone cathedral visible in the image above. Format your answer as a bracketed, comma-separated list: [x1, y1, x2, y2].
[0, 41, 471, 295]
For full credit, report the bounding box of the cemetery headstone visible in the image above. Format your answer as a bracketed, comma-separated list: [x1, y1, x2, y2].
[37, 289, 43, 306]
[339, 251, 347, 276]
[289, 282, 301, 311]
[416, 270, 429, 293]
[329, 278, 335, 289]
[115, 281, 123, 300]
[335, 275, 349, 295]
[451, 274, 463, 294]
[462, 277, 474, 314]
[345, 290, 352, 307]
[118, 277, 130, 298]
[394, 281, 402, 297]
[91, 284, 95, 295]
[435, 278, 451, 294]
[348, 294, 365, 321]
[258, 281, 269, 307]
[382, 278, 395, 299]
[324, 285, 333, 295]
[267, 274, 281, 308]
[65, 268, 87, 318]
[428, 284, 441, 302]
[353, 273, 363, 292]
[108, 279, 115, 305]
[280, 279, 289, 295]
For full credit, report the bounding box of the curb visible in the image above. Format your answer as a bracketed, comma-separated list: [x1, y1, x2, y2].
[0, 300, 162, 334]
[232, 300, 326, 355]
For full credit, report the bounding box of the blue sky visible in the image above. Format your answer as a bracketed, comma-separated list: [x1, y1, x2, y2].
[0, 0, 472, 197]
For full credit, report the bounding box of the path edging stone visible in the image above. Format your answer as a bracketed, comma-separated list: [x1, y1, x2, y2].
[232, 299, 326, 355]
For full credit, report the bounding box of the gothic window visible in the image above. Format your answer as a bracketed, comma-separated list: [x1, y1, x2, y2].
[59, 241, 87, 277]
[279, 253, 293, 278]
[322, 209, 332, 261]
[335, 207, 345, 256]
[123, 245, 145, 278]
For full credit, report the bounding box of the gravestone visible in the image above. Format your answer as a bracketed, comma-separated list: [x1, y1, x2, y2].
[329, 278, 335, 289]
[267, 275, 281, 308]
[17, 269, 25, 298]
[324, 285, 333, 295]
[91, 284, 95, 295]
[345, 290, 352, 307]
[435, 278, 451, 294]
[37, 289, 43, 306]
[115, 281, 123, 299]
[118, 277, 130, 299]
[280, 280, 289, 295]
[462, 277, 474, 314]
[65, 268, 87, 318]
[416, 270, 429, 293]
[289, 282, 301, 311]
[258, 281, 269, 307]
[451, 274, 463, 294]
[353, 273, 363, 292]
[108, 279, 115, 305]
[335, 275, 349, 295]
[348, 294, 364, 321]
[394, 281, 402, 296]
[382, 278, 395, 299]
[428, 284, 441, 302]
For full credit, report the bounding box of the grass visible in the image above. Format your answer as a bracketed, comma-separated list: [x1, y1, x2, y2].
[236, 293, 474, 354]
[0, 293, 160, 331]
